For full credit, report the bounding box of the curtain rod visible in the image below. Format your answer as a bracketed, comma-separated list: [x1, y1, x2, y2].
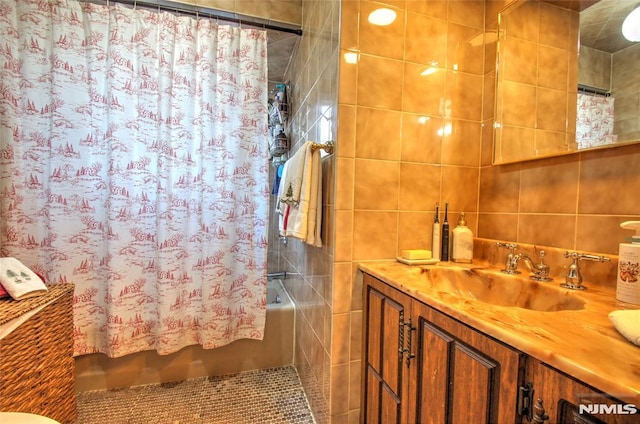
[578, 84, 611, 97]
[88, 0, 303, 36]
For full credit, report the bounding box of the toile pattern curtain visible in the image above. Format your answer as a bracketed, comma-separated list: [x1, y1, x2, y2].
[0, 0, 270, 357]
[576, 92, 617, 148]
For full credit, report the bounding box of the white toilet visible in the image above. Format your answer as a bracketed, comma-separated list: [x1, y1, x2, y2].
[0, 412, 61, 423]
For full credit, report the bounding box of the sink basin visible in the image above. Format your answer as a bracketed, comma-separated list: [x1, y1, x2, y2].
[422, 267, 586, 312]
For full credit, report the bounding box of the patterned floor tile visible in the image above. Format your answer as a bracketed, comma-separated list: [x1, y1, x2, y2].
[75, 366, 315, 423]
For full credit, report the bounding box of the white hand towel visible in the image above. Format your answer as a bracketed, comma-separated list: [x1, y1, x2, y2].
[279, 141, 312, 206]
[609, 309, 640, 346]
[305, 148, 322, 247]
[276, 161, 291, 236]
[287, 143, 314, 240]
[0, 257, 48, 300]
[285, 204, 299, 238]
[313, 157, 323, 247]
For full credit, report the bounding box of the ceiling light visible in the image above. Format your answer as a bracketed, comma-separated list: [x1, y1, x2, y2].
[622, 6, 640, 42]
[368, 8, 396, 26]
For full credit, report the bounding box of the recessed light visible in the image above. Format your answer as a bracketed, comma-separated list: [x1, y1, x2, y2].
[368, 8, 396, 26]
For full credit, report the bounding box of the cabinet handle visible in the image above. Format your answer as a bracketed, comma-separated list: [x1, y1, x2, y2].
[518, 383, 534, 419]
[398, 320, 405, 362]
[401, 319, 416, 367]
[532, 398, 549, 424]
[519, 385, 549, 424]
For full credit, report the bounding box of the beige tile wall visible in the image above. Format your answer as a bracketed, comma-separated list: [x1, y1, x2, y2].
[613, 43, 640, 143]
[336, 0, 487, 422]
[276, 1, 340, 423]
[478, 142, 640, 255]
[579, 45, 611, 91]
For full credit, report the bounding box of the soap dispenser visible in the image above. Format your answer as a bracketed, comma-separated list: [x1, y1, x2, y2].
[452, 212, 473, 263]
[617, 221, 640, 305]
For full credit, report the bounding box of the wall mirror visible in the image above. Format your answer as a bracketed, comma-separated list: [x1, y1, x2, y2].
[493, 0, 640, 165]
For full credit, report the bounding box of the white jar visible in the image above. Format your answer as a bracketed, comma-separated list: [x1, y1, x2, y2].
[452, 212, 473, 263]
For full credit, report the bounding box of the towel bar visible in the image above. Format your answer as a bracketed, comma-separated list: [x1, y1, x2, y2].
[310, 141, 334, 155]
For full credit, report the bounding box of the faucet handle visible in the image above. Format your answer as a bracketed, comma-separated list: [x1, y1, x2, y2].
[561, 251, 610, 290]
[497, 242, 519, 253]
[497, 242, 520, 274]
[564, 251, 610, 263]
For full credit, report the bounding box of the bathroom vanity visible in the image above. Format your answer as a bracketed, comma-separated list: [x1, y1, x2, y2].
[360, 262, 639, 424]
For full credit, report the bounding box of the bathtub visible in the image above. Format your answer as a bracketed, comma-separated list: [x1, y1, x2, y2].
[75, 279, 294, 392]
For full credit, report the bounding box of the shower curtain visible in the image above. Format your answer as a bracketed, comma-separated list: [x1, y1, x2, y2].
[0, 0, 270, 357]
[576, 92, 617, 148]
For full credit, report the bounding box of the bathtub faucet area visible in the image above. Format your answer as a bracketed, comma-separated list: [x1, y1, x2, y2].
[267, 271, 287, 280]
[74, 278, 295, 392]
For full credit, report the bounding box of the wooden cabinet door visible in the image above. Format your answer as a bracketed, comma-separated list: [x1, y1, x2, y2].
[526, 358, 638, 424]
[408, 301, 524, 424]
[362, 274, 410, 424]
[361, 272, 637, 424]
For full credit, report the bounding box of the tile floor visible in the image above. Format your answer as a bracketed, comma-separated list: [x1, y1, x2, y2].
[75, 366, 315, 424]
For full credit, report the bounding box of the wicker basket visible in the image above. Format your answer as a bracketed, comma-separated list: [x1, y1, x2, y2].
[0, 284, 76, 423]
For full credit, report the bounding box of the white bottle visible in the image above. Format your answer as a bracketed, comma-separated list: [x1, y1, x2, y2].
[452, 212, 473, 263]
[616, 221, 640, 305]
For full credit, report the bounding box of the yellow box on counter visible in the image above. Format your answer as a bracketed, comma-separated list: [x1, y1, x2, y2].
[400, 249, 432, 260]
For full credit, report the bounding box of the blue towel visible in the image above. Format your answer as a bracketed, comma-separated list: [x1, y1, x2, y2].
[272, 164, 283, 195]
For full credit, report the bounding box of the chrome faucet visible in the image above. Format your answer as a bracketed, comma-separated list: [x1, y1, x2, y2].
[562, 251, 610, 290]
[497, 242, 553, 281]
[514, 251, 552, 281]
[497, 242, 519, 273]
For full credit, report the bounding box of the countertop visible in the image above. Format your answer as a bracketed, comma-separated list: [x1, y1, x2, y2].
[359, 260, 640, 404]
